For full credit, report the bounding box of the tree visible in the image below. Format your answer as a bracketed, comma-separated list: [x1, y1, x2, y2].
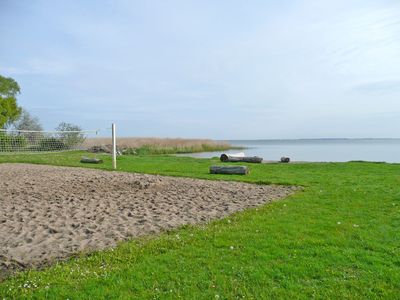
[12, 108, 43, 143]
[0, 75, 22, 128]
[13, 108, 43, 131]
[56, 122, 85, 149]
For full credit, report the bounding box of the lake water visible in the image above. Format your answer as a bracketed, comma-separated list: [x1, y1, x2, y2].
[183, 139, 400, 163]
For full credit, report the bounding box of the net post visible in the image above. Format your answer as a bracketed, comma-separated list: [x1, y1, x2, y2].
[112, 123, 117, 170]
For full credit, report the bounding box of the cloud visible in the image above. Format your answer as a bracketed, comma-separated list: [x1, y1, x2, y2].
[1, 0, 400, 138]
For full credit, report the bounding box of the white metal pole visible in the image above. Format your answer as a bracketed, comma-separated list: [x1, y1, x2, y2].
[112, 123, 117, 170]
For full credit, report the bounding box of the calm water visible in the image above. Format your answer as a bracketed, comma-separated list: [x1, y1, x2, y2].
[183, 139, 400, 163]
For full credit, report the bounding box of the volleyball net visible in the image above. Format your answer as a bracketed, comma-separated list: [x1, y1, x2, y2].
[0, 128, 99, 153]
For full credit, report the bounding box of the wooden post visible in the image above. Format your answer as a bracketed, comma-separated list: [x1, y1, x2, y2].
[112, 123, 116, 170]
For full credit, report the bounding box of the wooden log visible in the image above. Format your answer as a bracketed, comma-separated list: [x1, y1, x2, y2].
[220, 154, 263, 163]
[80, 157, 103, 164]
[210, 165, 249, 175]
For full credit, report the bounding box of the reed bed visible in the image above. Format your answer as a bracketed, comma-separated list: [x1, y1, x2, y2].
[83, 137, 235, 154]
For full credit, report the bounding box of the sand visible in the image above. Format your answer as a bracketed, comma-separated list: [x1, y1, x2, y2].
[0, 163, 297, 278]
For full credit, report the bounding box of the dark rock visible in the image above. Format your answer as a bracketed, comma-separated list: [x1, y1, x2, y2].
[280, 157, 290, 163]
[87, 145, 112, 153]
[88, 145, 123, 156]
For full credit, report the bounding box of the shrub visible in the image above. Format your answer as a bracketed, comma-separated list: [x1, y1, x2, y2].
[38, 137, 66, 151]
[11, 108, 43, 143]
[56, 122, 85, 149]
[121, 147, 137, 155]
[0, 132, 11, 151]
[0, 132, 28, 151]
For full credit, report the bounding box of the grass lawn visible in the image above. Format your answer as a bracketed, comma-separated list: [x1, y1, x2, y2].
[0, 152, 399, 299]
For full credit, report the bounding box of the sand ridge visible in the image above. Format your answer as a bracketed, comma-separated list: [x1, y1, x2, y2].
[0, 163, 298, 278]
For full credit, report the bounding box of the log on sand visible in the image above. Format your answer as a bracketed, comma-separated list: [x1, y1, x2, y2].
[210, 165, 249, 175]
[80, 157, 103, 164]
[220, 154, 263, 163]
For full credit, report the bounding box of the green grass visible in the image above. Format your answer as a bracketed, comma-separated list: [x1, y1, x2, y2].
[0, 152, 400, 299]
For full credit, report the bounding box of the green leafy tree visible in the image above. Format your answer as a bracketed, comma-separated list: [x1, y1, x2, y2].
[12, 108, 43, 143]
[56, 122, 85, 149]
[0, 75, 22, 128]
[13, 109, 43, 131]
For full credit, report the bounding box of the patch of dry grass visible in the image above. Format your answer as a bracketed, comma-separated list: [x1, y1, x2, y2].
[83, 137, 235, 154]
[84, 137, 228, 149]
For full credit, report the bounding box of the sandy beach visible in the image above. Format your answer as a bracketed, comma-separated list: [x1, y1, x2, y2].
[0, 163, 297, 278]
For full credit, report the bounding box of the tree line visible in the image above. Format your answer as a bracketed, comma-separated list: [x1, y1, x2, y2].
[0, 75, 84, 151]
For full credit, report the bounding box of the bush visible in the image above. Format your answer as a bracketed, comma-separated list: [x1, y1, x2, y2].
[38, 137, 66, 151]
[121, 147, 138, 155]
[0, 132, 28, 151]
[10, 135, 27, 150]
[11, 108, 43, 143]
[56, 122, 85, 149]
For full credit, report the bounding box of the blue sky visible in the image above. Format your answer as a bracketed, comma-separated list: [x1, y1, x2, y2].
[1, 0, 399, 138]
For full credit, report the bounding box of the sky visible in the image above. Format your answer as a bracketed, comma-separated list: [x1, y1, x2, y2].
[0, 0, 399, 139]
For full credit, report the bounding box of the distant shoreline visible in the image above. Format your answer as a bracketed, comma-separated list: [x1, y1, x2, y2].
[221, 138, 400, 142]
